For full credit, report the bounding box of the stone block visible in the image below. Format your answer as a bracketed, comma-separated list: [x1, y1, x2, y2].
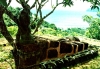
[81, 42, 88, 50]
[60, 42, 73, 53]
[49, 40, 59, 48]
[73, 42, 84, 52]
[47, 49, 58, 58]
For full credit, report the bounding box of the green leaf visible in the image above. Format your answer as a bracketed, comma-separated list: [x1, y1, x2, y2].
[0, 0, 7, 7]
[65, 0, 70, 3]
[63, 0, 73, 7]
[91, 5, 99, 11]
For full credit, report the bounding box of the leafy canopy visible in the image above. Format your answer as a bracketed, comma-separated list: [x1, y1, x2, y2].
[0, 0, 7, 7]
[83, 0, 100, 10]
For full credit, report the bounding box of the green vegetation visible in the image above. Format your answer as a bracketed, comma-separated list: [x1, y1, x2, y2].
[0, 36, 100, 69]
[36, 20, 85, 37]
[83, 14, 100, 40]
[7, 26, 18, 36]
[0, 43, 14, 69]
[1, 6, 85, 38]
[0, 0, 100, 69]
[0, 11, 100, 69]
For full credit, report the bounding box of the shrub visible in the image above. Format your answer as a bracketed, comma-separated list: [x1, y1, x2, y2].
[7, 26, 18, 36]
[83, 15, 100, 40]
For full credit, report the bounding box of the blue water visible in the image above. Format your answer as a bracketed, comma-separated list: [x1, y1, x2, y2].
[31, 9, 98, 29]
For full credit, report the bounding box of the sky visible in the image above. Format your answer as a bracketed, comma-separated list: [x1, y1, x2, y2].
[8, 0, 93, 29]
[8, 0, 91, 11]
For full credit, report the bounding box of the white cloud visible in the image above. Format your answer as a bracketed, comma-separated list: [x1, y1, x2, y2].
[8, 0, 91, 11]
[68, 0, 91, 11]
[48, 0, 92, 11]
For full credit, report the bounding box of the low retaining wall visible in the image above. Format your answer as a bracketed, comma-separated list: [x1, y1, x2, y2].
[39, 48, 98, 69]
[16, 36, 90, 68]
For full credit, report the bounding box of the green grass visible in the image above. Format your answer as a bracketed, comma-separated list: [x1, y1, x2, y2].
[0, 38, 14, 69]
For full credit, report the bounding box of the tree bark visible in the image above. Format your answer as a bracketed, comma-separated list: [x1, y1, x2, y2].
[0, 5, 14, 46]
[16, 8, 32, 44]
[0, 1, 63, 68]
[14, 6, 35, 69]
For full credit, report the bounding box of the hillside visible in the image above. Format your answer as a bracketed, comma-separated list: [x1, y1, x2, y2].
[0, 36, 100, 69]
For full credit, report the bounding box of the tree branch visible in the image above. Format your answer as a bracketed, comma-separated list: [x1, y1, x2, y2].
[5, 8, 18, 24]
[30, 0, 37, 9]
[32, 0, 40, 22]
[43, 2, 63, 19]
[56, 0, 58, 5]
[32, 0, 43, 34]
[20, 0, 30, 9]
[19, 0, 26, 8]
[16, 0, 21, 4]
[25, 0, 29, 4]
[7, 0, 12, 7]
[32, 2, 63, 34]
[0, 19, 14, 46]
[41, 0, 49, 7]
[37, 0, 42, 19]
[0, 5, 14, 46]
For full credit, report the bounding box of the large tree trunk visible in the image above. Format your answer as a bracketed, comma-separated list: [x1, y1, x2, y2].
[0, 0, 64, 69]
[16, 7, 32, 43]
[0, 3, 47, 69]
[13, 8, 37, 69]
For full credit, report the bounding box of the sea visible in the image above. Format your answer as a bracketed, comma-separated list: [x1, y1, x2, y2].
[31, 9, 98, 30]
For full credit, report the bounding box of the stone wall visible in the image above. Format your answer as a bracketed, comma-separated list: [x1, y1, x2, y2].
[45, 39, 88, 60]
[17, 36, 89, 68]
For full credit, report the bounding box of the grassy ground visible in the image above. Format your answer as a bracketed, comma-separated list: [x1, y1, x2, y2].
[0, 38, 14, 69]
[0, 36, 100, 69]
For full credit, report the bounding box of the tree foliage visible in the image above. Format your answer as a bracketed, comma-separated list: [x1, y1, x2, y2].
[83, 0, 100, 10]
[66, 28, 85, 36]
[0, 0, 7, 7]
[0, 0, 75, 45]
[83, 15, 100, 40]
[0, 0, 99, 45]
[97, 11, 100, 17]
[0, 0, 100, 68]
